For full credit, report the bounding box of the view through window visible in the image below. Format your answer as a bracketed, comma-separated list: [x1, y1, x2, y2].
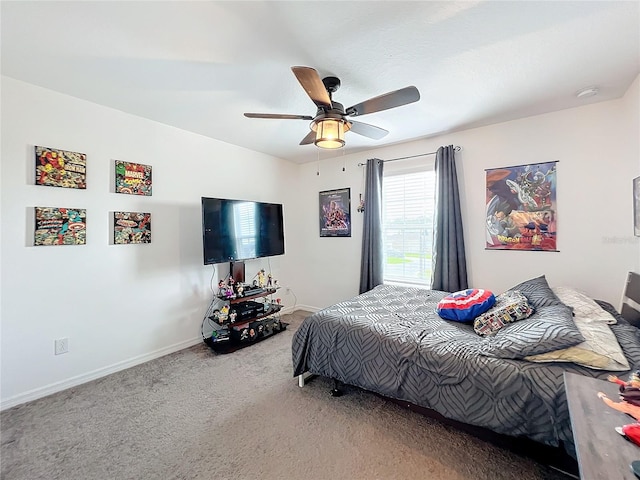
[382, 169, 436, 286]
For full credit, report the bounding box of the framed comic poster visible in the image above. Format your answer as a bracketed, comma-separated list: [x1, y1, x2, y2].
[35, 146, 86, 189]
[115, 161, 152, 196]
[34, 207, 86, 246]
[485, 161, 558, 251]
[319, 188, 351, 237]
[114, 212, 151, 244]
[634, 176, 640, 236]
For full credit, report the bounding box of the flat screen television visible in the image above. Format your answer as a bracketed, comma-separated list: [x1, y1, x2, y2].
[201, 197, 285, 265]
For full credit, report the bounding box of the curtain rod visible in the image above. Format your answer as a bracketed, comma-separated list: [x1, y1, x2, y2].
[357, 146, 461, 166]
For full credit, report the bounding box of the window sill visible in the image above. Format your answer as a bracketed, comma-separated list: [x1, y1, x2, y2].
[383, 280, 431, 289]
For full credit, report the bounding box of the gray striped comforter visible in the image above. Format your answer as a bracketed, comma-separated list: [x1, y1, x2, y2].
[292, 285, 640, 456]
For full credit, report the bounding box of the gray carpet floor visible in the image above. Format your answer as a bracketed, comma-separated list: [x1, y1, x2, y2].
[1, 311, 569, 480]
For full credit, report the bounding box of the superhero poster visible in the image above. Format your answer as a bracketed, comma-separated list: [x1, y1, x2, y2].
[319, 188, 351, 237]
[35, 146, 86, 189]
[485, 161, 558, 251]
[114, 212, 151, 244]
[34, 207, 87, 246]
[115, 161, 152, 196]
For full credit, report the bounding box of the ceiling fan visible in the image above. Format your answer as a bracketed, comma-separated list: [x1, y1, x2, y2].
[244, 66, 420, 149]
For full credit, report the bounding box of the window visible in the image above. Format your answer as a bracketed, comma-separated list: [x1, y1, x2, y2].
[382, 168, 436, 287]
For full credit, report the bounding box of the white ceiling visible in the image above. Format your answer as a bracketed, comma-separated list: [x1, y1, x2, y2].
[2, 1, 639, 164]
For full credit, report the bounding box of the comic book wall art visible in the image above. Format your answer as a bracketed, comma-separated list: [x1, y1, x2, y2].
[34, 207, 86, 246]
[485, 161, 558, 251]
[35, 146, 86, 189]
[114, 212, 151, 244]
[115, 161, 152, 196]
[319, 188, 351, 237]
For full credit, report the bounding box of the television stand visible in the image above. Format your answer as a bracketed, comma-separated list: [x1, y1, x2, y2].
[201, 286, 287, 354]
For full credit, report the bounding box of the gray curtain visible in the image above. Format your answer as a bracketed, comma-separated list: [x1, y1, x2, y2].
[431, 145, 468, 292]
[359, 158, 384, 294]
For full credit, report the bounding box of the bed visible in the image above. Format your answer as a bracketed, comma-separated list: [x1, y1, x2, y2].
[292, 274, 640, 458]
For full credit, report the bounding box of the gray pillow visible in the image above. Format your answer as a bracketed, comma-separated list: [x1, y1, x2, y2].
[479, 275, 584, 358]
[507, 275, 562, 309]
[479, 303, 584, 359]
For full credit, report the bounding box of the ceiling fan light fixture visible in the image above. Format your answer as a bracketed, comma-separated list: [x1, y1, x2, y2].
[314, 118, 346, 149]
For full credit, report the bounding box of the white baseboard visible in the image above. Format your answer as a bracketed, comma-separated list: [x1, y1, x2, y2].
[1, 336, 203, 411]
[291, 304, 320, 314]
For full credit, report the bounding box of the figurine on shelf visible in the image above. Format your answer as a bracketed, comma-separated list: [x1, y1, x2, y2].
[236, 283, 244, 297]
[229, 310, 237, 323]
[217, 280, 226, 297]
[256, 269, 266, 288]
[219, 305, 230, 323]
[267, 274, 273, 287]
[213, 305, 230, 324]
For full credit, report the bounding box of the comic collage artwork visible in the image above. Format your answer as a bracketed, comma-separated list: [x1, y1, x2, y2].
[485, 161, 557, 251]
[35, 146, 86, 189]
[114, 212, 151, 244]
[34, 146, 152, 246]
[115, 160, 152, 196]
[35, 207, 87, 246]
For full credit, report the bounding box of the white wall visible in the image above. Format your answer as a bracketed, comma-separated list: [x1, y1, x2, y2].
[291, 74, 640, 311]
[0, 77, 300, 408]
[2, 74, 638, 409]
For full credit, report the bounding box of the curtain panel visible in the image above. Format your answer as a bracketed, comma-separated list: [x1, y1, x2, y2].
[359, 158, 384, 294]
[432, 145, 468, 292]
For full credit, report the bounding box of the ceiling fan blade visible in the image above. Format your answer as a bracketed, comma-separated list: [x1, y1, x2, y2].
[299, 130, 316, 145]
[346, 86, 420, 117]
[291, 66, 332, 109]
[244, 113, 314, 120]
[348, 121, 389, 140]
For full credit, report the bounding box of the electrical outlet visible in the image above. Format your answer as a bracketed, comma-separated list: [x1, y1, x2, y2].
[54, 338, 69, 355]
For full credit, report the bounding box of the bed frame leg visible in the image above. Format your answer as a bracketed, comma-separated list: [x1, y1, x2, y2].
[298, 374, 305, 388]
[330, 378, 343, 397]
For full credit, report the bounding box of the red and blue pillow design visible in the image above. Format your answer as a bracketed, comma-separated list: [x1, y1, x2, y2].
[437, 289, 496, 322]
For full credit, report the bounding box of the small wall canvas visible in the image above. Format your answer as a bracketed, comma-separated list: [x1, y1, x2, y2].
[319, 188, 351, 237]
[114, 212, 151, 244]
[115, 161, 152, 196]
[34, 207, 87, 246]
[485, 161, 557, 251]
[35, 146, 87, 189]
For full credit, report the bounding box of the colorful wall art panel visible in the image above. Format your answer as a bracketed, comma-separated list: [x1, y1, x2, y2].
[114, 212, 151, 244]
[35, 146, 87, 189]
[485, 161, 558, 251]
[34, 207, 87, 246]
[115, 161, 152, 196]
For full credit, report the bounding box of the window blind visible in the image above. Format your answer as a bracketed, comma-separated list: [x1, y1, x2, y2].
[382, 169, 436, 286]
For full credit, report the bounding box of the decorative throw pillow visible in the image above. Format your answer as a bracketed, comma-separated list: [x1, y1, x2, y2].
[437, 289, 496, 322]
[473, 290, 534, 336]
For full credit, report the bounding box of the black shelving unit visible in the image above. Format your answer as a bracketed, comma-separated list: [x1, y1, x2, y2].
[201, 288, 287, 354]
